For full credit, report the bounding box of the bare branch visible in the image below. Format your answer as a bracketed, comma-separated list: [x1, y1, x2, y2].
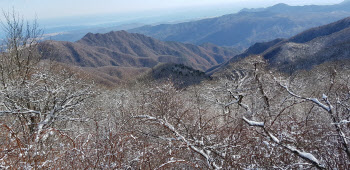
[243, 117, 325, 169]
[134, 115, 222, 169]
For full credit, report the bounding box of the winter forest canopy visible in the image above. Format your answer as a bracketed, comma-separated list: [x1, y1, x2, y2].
[1, 7, 350, 170]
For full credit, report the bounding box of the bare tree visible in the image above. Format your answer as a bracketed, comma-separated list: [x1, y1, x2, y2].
[0, 9, 42, 86]
[0, 10, 95, 169]
[238, 59, 350, 169]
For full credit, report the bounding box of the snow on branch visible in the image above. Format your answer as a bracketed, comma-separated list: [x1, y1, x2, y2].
[224, 95, 242, 107]
[298, 151, 320, 165]
[134, 115, 222, 169]
[309, 98, 331, 112]
[338, 120, 350, 125]
[0, 109, 41, 116]
[268, 132, 280, 143]
[285, 146, 324, 169]
[243, 117, 264, 127]
[279, 83, 350, 160]
[243, 116, 324, 169]
[156, 159, 188, 170]
[279, 84, 331, 112]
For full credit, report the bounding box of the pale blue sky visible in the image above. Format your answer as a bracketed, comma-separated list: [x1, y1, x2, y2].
[0, 0, 344, 19]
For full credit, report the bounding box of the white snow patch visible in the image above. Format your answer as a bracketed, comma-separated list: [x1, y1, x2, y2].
[339, 120, 350, 125]
[263, 141, 269, 146]
[268, 132, 280, 143]
[298, 151, 319, 165]
[243, 117, 264, 127]
[322, 94, 328, 100]
[309, 98, 330, 111]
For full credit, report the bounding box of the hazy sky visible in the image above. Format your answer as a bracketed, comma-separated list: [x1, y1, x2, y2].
[0, 0, 344, 19]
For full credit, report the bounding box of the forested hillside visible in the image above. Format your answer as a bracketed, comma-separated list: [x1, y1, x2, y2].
[39, 30, 238, 85]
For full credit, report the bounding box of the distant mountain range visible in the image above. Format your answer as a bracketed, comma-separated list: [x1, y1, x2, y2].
[209, 16, 350, 75]
[37, 1, 350, 86]
[130, 1, 350, 49]
[40, 31, 239, 85]
[43, 23, 144, 42]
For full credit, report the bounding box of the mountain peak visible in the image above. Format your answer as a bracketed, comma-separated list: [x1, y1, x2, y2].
[272, 3, 289, 7]
[81, 30, 129, 40]
[82, 32, 94, 39]
[78, 30, 150, 48]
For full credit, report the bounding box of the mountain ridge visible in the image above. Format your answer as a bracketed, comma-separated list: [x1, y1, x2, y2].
[39, 30, 240, 85]
[42, 30, 239, 71]
[130, 1, 350, 49]
[209, 16, 350, 75]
